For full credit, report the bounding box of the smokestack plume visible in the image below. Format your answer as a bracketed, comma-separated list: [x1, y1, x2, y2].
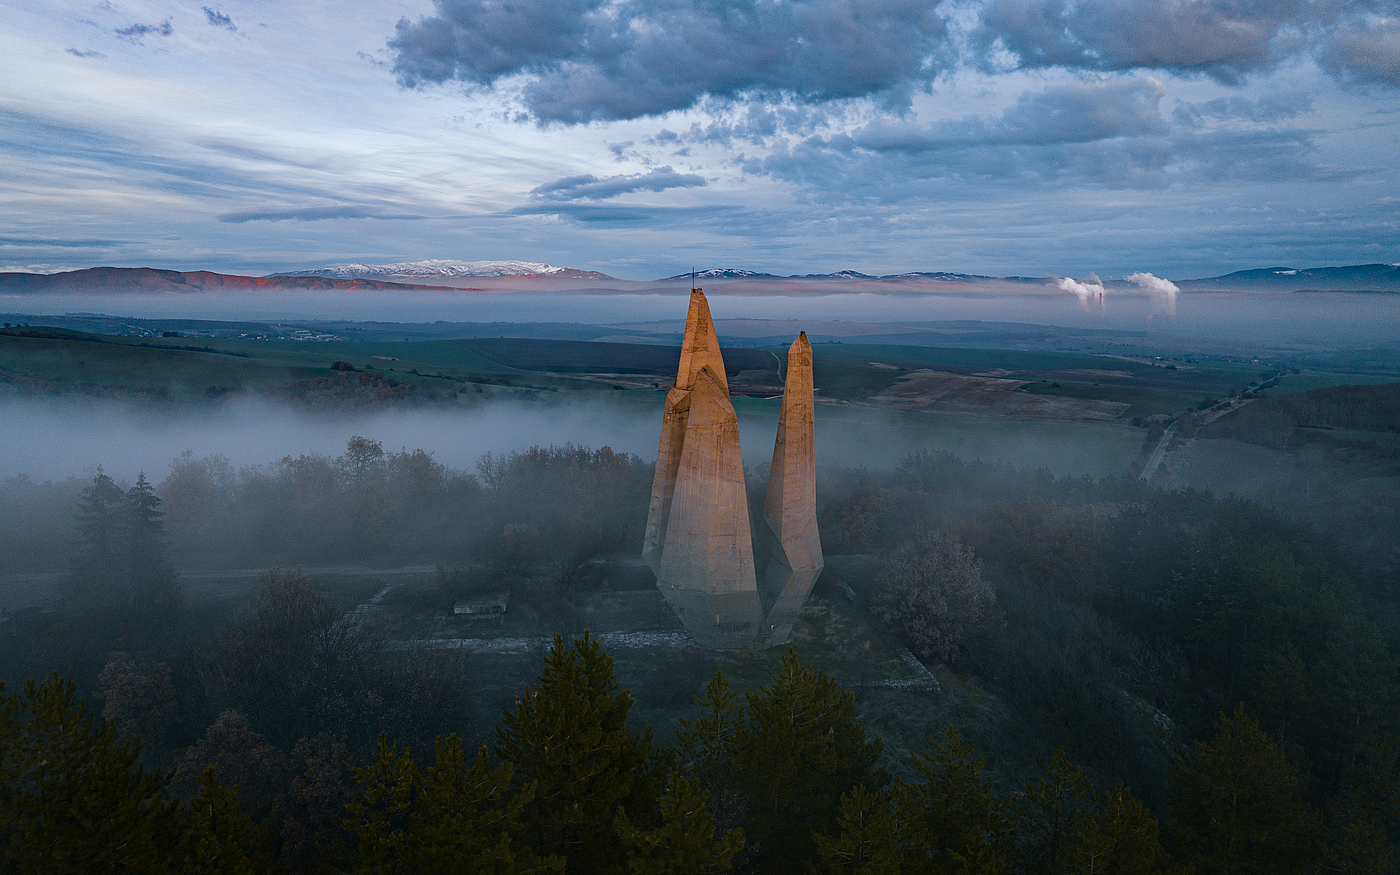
[1125, 272, 1180, 316]
[1059, 273, 1105, 310]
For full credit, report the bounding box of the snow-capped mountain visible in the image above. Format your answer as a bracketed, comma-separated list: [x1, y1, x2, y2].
[280, 259, 609, 280]
[661, 268, 781, 280]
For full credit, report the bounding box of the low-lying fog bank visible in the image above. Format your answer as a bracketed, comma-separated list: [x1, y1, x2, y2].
[5, 288, 1397, 348]
[0, 394, 1142, 484]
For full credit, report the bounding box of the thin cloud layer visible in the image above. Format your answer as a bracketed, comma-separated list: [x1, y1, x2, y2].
[530, 167, 707, 201]
[388, 0, 952, 122]
[217, 206, 426, 223]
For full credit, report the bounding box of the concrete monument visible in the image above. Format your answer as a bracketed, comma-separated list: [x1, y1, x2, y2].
[643, 289, 822, 649]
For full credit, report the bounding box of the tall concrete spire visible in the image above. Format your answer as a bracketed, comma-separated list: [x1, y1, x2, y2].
[675, 289, 729, 394]
[644, 290, 821, 649]
[757, 331, 823, 646]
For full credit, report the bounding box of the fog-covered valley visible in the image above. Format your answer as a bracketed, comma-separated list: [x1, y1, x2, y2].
[1, 292, 1397, 875]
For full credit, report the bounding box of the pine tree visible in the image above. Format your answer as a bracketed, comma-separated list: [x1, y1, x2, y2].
[811, 785, 902, 874]
[0, 675, 184, 873]
[410, 734, 562, 875]
[1018, 749, 1093, 874]
[495, 632, 664, 873]
[897, 727, 1012, 875]
[1167, 704, 1318, 875]
[731, 649, 886, 875]
[1073, 780, 1174, 875]
[676, 670, 743, 831]
[125, 472, 181, 616]
[615, 772, 743, 875]
[178, 768, 260, 875]
[72, 466, 126, 598]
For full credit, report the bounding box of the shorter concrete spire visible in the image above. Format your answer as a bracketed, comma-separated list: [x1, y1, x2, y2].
[757, 331, 823, 646]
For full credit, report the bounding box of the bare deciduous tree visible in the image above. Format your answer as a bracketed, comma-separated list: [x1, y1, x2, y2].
[872, 530, 993, 664]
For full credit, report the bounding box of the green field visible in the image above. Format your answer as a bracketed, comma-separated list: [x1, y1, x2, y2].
[3, 324, 1391, 435]
[1262, 371, 1399, 395]
[1017, 380, 1209, 418]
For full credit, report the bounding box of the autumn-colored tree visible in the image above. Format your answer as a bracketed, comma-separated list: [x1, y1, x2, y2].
[96, 651, 178, 764]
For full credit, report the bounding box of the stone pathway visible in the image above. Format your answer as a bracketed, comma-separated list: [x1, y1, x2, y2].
[392, 629, 695, 653]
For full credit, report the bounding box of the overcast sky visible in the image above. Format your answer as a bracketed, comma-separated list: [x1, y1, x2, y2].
[2, 0, 1397, 279]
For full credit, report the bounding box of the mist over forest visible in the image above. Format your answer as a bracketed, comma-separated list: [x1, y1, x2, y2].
[1, 289, 1398, 874]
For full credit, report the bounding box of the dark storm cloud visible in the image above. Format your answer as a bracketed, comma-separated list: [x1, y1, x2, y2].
[387, 0, 951, 123]
[747, 78, 1330, 197]
[1320, 17, 1400, 85]
[202, 8, 237, 31]
[217, 205, 427, 223]
[115, 18, 173, 44]
[530, 167, 707, 200]
[974, 0, 1400, 87]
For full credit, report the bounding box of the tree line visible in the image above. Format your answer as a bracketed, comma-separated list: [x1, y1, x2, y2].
[0, 634, 1359, 874]
[0, 440, 1396, 871]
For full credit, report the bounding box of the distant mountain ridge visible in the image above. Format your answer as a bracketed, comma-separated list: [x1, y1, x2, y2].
[2, 262, 1395, 295]
[283, 259, 616, 281]
[1177, 263, 1400, 291]
[0, 267, 459, 294]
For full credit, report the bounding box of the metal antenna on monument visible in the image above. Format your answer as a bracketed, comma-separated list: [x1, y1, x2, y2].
[691, 267, 696, 291]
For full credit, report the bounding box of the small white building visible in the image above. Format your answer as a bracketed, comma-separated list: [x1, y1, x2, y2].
[453, 592, 509, 620]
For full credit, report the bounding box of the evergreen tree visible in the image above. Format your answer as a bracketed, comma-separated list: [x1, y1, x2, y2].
[1074, 780, 1175, 875]
[615, 772, 743, 875]
[1322, 741, 1400, 875]
[731, 649, 886, 875]
[125, 472, 181, 616]
[495, 632, 666, 873]
[178, 768, 261, 875]
[0, 675, 184, 873]
[810, 785, 902, 874]
[347, 733, 561, 875]
[1017, 749, 1093, 874]
[71, 466, 126, 597]
[677, 671, 743, 832]
[897, 727, 1012, 875]
[1167, 705, 1318, 875]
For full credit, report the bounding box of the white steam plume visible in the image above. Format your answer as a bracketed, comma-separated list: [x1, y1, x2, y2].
[1058, 273, 1105, 310]
[1125, 272, 1180, 316]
